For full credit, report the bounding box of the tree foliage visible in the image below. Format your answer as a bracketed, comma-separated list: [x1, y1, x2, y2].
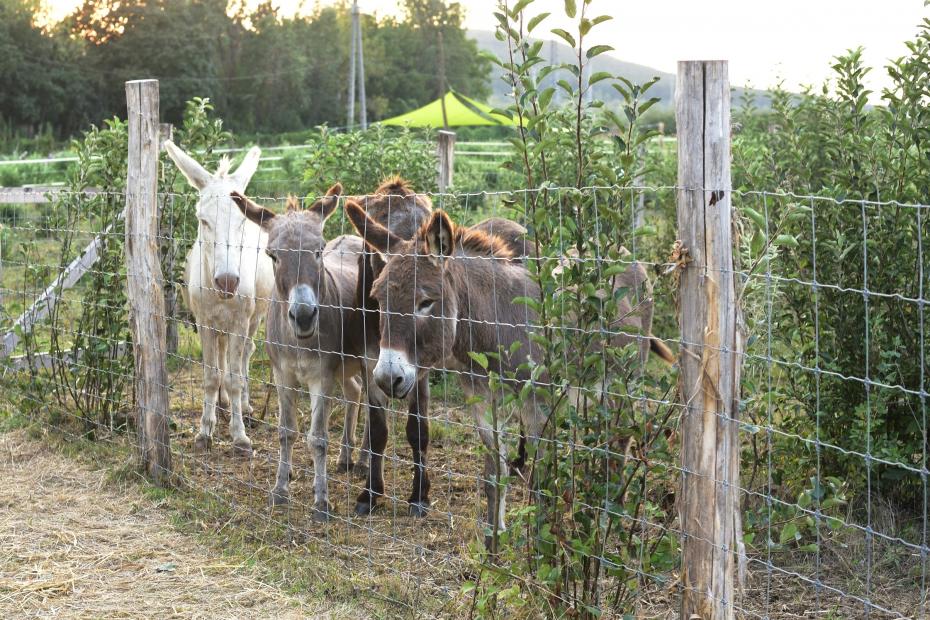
[0, 0, 490, 138]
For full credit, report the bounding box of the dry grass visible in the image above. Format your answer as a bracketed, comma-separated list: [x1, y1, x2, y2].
[0, 429, 353, 619]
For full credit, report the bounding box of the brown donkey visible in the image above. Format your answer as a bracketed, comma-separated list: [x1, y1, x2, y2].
[348, 178, 531, 518]
[231, 186, 368, 521]
[344, 204, 674, 535]
[348, 177, 435, 517]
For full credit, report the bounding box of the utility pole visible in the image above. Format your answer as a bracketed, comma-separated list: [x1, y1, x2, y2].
[347, 1, 357, 129]
[438, 28, 448, 129]
[356, 1, 367, 129]
[346, 0, 367, 130]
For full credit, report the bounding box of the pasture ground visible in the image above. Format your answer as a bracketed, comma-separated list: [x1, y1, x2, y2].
[0, 323, 922, 618]
[0, 429, 352, 619]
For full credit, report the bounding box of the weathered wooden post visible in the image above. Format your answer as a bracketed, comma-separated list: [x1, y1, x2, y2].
[158, 123, 178, 357]
[437, 130, 455, 192]
[676, 60, 741, 619]
[126, 79, 171, 485]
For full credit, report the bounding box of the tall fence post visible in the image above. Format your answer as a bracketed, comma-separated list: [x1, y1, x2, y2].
[676, 60, 741, 619]
[437, 130, 455, 192]
[126, 79, 171, 485]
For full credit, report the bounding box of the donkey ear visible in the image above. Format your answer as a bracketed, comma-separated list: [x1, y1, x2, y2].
[230, 191, 276, 229]
[230, 146, 261, 190]
[307, 182, 343, 221]
[164, 140, 211, 190]
[345, 199, 403, 256]
[423, 210, 455, 264]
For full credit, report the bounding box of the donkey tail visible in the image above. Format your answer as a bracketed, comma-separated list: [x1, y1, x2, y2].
[650, 337, 676, 365]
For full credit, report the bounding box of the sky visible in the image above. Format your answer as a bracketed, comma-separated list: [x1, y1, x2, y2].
[40, 0, 929, 95]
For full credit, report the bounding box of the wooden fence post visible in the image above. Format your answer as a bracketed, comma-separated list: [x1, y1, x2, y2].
[126, 79, 171, 485]
[158, 123, 178, 357]
[437, 130, 455, 192]
[676, 60, 741, 619]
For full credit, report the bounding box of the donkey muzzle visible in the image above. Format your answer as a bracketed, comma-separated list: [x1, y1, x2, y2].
[373, 349, 416, 399]
[288, 285, 319, 338]
[213, 273, 239, 298]
[288, 305, 318, 338]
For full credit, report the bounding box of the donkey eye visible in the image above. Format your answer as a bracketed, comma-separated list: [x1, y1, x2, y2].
[315, 248, 323, 260]
[416, 299, 434, 315]
[266, 250, 277, 263]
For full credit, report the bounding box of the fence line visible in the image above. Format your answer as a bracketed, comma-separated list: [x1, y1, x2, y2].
[0, 66, 927, 618]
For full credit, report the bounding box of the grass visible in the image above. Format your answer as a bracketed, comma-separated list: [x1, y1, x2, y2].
[0, 404, 404, 618]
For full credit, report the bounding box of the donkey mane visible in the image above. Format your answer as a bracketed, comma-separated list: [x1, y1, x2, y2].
[214, 156, 234, 177]
[375, 175, 415, 196]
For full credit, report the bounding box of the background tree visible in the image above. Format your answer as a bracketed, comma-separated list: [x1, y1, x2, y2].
[0, 0, 490, 141]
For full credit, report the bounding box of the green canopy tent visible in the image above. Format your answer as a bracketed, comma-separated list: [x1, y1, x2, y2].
[379, 90, 517, 127]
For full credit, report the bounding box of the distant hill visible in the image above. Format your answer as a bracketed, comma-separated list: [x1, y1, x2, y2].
[468, 30, 770, 111]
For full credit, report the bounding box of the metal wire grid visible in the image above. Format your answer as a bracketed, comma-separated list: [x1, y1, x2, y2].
[0, 184, 926, 618]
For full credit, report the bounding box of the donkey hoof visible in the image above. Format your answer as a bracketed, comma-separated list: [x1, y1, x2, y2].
[336, 458, 354, 473]
[408, 502, 430, 518]
[269, 489, 290, 508]
[312, 503, 333, 522]
[243, 414, 259, 429]
[232, 438, 253, 457]
[194, 434, 212, 451]
[354, 500, 377, 516]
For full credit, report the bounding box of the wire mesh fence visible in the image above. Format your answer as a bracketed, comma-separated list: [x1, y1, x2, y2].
[1, 177, 926, 618]
[1, 71, 928, 618]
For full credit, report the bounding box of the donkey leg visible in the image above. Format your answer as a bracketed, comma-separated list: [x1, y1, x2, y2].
[355, 373, 388, 516]
[406, 376, 431, 517]
[472, 404, 510, 547]
[240, 314, 261, 426]
[307, 377, 333, 522]
[337, 375, 362, 473]
[225, 326, 252, 456]
[216, 331, 230, 416]
[271, 373, 299, 508]
[355, 378, 371, 478]
[195, 326, 221, 451]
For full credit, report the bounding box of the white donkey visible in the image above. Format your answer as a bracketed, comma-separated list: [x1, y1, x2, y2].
[165, 141, 274, 455]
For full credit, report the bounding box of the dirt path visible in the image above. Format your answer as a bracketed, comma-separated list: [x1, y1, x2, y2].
[0, 430, 344, 619]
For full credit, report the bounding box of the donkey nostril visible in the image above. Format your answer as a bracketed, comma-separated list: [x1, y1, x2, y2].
[214, 274, 239, 295]
[392, 375, 405, 394]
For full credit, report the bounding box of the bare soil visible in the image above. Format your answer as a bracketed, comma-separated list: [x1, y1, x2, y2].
[0, 430, 348, 619]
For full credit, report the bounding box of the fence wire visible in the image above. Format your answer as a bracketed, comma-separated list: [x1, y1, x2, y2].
[0, 181, 926, 618]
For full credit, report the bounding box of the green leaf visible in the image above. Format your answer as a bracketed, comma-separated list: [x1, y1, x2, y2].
[774, 234, 799, 248]
[551, 28, 576, 48]
[538, 87, 556, 109]
[511, 0, 535, 17]
[587, 45, 614, 59]
[743, 206, 767, 230]
[564, 0, 577, 18]
[588, 71, 613, 85]
[779, 522, 799, 545]
[468, 351, 489, 370]
[527, 12, 550, 33]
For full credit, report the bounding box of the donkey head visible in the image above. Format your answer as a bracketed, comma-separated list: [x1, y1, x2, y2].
[345, 202, 460, 398]
[231, 184, 343, 339]
[164, 141, 261, 299]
